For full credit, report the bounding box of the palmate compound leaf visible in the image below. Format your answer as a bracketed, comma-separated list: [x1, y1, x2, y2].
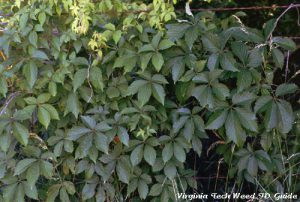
[2, 1, 300, 201]
[255, 96, 294, 134]
[206, 107, 257, 146]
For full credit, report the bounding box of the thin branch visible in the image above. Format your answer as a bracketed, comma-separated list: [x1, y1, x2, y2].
[285, 50, 290, 83]
[87, 54, 94, 103]
[267, 4, 300, 43]
[184, 4, 300, 12]
[0, 92, 20, 117]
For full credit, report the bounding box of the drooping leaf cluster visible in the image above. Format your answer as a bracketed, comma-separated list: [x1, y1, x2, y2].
[0, 0, 300, 201]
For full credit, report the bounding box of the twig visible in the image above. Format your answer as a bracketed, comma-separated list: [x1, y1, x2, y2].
[0, 92, 20, 117]
[0, 12, 13, 17]
[87, 54, 93, 103]
[185, 4, 300, 12]
[285, 50, 290, 83]
[267, 4, 300, 43]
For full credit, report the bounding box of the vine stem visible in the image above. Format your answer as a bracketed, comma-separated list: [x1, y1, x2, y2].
[87, 54, 94, 103]
[267, 4, 300, 44]
[0, 92, 20, 117]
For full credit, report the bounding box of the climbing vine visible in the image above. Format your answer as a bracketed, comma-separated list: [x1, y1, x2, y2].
[0, 0, 299, 201]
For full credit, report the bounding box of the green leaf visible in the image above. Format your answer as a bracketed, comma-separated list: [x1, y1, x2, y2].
[158, 39, 174, 50]
[162, 143, 173, 163]
[247, 48, 262, 68]
[138, 83, 152, 106]
[207, 53, 219, 70]
[225, 110, 246, 146]
[118, 126, 129, 146]
[277, 100, 294, 134]
[166, 23, 190, 41]
[23, 182, 38, 200]
[232, 92, 256, 105]
[3, 183, 18, 202]
[151, 53, 164, 72]
[138, 180, 149, 199]
[64, 92, 81, 118]
[164, 162, 177, 179]
[95, 133, 109, 154]
[23, 61, 37, 89]
[220, 53, 239, 72]
[38, 106, 51, 129]
[237, 70, 252, 92]
[16, 184, 25, 202]
[46, 184, 60, 202]
[38, 12, 46, 25]
[231, 41, 248, 64]
[152, 32, 162, 48]
[152, 83, 165, 105]
[247, 156, 258, 176]
[39, 160, 53, 178]
[26, 162, 39, 189]
[141, 53, 153, 71]
[265, 102, 278, 131]
[139, 44, 155, 53]
[272, 37, 296, 51]
[128, 80, 148, 95]
[42, 104, 60, 120]
[0, 77, 8, 96]
[254, 96, 272, 113]
[130, 144, 144, 166]
[113, 30, 122, 44]
[32, 50, 49, 60]
[116, 160, 130, 184]
[144, 145, 156, 166]
[272, 48, 284, 69]
[48, 82, 57, 96]
[19, 13, 29, 29]
[275, 83, 298, 97]
[263, 19, 276, 39]
[202, 35, 220, 53]
[169, 57, 185, 83]
[192, 137, 202, 157]
[173, 142, 186, 162]
[185, 26, 199, 50]
[173, 116, 189, 133]
[29, 31, 38, 47]
[183, 119, 194, 141]
[73, 69, 87, 92]
[63, 181, 76, 195]
[13, 122, 30, 146]
[234, 107, 258, 132]
[212, 83, 229, 100]
[82, 183, 96, 200]
[67, 127, 91, 140]
[14, 159, 37, 175]
[149, 184, 163, 196]
[37, 93, 51, 103]
[206, 109, 228, 130]
[81, 116, 96, 129]
[88, 67, 103, 90]
[60, 187, 70, 202]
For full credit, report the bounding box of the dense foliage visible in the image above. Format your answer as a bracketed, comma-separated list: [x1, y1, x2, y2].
[0, 0, 299, 201]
